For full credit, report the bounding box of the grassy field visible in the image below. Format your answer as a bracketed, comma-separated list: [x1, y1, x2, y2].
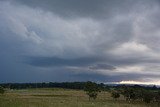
[0, 88, 159, 107]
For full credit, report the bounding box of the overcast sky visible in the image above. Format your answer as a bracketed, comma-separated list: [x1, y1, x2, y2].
[0, 0, 160, 84]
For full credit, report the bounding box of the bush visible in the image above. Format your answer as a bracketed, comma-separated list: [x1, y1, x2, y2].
[0, 86, 5, 94]
[111, 91, 120, 100]
[142, 90, 154, 103]
[84, 81, 100, 100]
[120, 87, 136, 101]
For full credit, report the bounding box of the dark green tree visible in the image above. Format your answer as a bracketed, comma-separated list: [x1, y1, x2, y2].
[120, 87, 138, 101]
[142, 90, 154, 103]
[84, 81, 100, 100]
[111, 91, 120, 100]
[0, 86, 5, 94]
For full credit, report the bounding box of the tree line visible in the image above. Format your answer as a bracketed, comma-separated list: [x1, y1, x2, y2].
[0, 82, 108, 90]
[111, 85, 160, 104]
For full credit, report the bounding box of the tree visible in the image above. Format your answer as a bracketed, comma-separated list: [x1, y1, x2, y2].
[142, 90, 154, 103]
[120, 87, 138, 101]
[111, 91, 120, 100]
[156, 91, 160, 101]
[84, 81, 100, 100]
[0, 86, 5, 94]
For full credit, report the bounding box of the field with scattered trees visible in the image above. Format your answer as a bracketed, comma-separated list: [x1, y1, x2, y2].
[0, 82, 160, 107]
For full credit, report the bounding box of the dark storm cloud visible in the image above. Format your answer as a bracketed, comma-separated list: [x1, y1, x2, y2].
[12, 0, 124, 19]
[71, 72, 160, 82]
[13, 0, 154, 19]
[0, 0, 160, 83]
[25, 55, 159, 68]
[89, 64, 116, 70]
[25, 56, 105, 67]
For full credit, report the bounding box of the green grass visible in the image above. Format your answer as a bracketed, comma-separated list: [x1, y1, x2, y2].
[0, 88, 159, 107]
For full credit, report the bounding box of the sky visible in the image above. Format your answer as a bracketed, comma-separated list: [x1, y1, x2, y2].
[0, 0, 160, 84]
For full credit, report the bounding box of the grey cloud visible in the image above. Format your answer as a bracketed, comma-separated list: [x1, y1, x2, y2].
[89, 64, 116, 70]
[71, 71, 160, 82]
[25, 55, 158, 68]
[13, 0, 154, 19]
[25, 56, 105, 67]
[0, 0, 160, 83]
[12, 0, 121, 19]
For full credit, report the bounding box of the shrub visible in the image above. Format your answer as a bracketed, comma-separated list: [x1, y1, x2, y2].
[142, 90, 154, 103]
[84, 81, 100, 100]
[0, 86, 5, 94]
[120, 87, 136, 101]
[111, 91, 120, 100]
